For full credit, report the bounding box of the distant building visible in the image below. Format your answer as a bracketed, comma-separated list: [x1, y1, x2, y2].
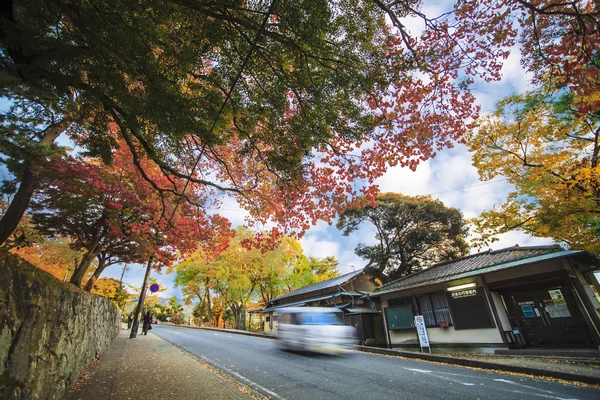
[370, 245, 600, 352]
[262, 269, 385, 345]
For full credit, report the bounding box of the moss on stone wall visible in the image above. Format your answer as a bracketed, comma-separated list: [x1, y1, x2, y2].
[0, 252, 121, 399]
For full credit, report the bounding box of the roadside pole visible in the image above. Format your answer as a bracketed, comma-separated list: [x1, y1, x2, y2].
[130, 256, 154, 339]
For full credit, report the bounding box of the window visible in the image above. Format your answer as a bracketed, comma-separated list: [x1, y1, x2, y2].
[385, 305, 414, 330]
[387, 293, 451, 328]
[416, 292, 452, 326]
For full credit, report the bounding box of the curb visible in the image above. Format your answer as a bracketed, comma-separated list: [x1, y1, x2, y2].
[158, 325, 600, 385]
[354, 345, 600, 385]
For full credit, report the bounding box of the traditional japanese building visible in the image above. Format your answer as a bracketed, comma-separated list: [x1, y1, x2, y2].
[370, 245, 600, 352]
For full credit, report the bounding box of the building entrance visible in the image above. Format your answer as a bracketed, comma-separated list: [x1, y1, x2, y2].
[502, 285, 593, 348]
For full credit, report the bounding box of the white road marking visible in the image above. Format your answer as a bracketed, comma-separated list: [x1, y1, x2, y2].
[189, 352, 285, 400]
[405, 368, 433, 373]
[405, 368, 580, 399]
[493, 379, 579, 400]
[223, 368, 285, 399]
[404, 368, 476, 387]
[502, 389, 578, 400]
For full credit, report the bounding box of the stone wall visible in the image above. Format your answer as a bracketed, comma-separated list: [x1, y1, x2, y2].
[0, 253, 121, 399]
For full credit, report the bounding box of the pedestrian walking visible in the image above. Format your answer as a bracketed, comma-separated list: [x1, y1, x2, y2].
[142, 311, 153, 335]
[127, 314, 133, 329]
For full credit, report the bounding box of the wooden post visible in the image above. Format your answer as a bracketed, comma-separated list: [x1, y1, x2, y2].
[130, 257, 153, 339]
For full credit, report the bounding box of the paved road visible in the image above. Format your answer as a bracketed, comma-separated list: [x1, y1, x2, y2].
[152, 325, 598, 400]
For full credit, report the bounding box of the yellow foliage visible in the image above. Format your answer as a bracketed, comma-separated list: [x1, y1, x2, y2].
[467, 89, 600, 254]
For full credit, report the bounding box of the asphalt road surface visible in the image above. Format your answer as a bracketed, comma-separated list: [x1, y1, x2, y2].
[152, 325, 599, 400]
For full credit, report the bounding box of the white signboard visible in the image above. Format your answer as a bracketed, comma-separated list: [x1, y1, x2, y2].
[414, 315, 430, 352]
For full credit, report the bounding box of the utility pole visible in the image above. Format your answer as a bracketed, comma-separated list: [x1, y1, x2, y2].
[119, 263, 128, 286]
[130, 257, 154, 339]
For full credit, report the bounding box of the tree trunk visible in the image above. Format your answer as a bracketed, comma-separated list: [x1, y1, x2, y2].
[83, 253, 108, 292]
[70, 249, 98, 288]
[0, 119, 71, 246]
[217, 310, 224, 328]
[0, 168, 37, 245]
[205, 278, 212, 326]
[233, 305, 246, 331]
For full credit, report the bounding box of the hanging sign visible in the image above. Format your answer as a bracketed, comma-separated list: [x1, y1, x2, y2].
[414, 315, 431, 352]
[150, 283, 160, 293]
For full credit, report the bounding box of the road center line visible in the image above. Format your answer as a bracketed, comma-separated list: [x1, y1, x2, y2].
[405, 368, 433, 373]
[404, 368, 477, 386]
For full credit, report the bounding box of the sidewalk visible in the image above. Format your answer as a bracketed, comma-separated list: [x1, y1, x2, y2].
[68, 328, 253, 400]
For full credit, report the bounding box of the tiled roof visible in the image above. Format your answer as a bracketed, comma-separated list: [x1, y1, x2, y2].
[373, 245, 584, 295]
[271, 269, 365, 302]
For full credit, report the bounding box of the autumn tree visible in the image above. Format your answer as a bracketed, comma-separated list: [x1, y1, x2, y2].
[151, 303, 171, 323]
[208, 229, 268, 330]
[172, 245, 227, 326]
[91, 277, 129, 310]
[281, 256, 340, 294]
[251, 239, 339, 304]
[458, 0, 600, 252]
[337, 193, 469, 281]
[9, 234, 82, 281]
[1, 0, 518, 247]
[174, 230, 340, 328]
[31, 141, 231, 290]
[0, 87, 90, 245]
[31, 155, 149, 288]
[467, 87, 600, 252]
[256, 237, 307, 304]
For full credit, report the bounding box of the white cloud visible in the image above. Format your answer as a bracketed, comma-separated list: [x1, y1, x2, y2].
[218, 195, 251, 228]
[301, 234, 340, 260]
[305, 219, 332, 234]
[374, 143, 513, 219]
[336, 250, 366, 274]
[473, 46, 535, 115]
[376, 160, 432, 195]
[399, 0, 455, 36]
[499, 47, 534, 93]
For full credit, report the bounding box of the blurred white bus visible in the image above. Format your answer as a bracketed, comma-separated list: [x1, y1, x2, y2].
[276, 307, 357, 354]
